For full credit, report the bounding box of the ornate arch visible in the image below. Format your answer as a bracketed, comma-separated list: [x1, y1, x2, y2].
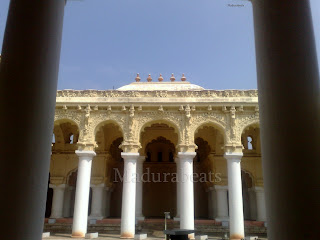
[80, 112, 126, 145]
[94, 119, 124, 136]
[66, 168, 78, 186]
[241, 168, 255, 188]
[238, 116, 260, 139]
[54, 110, 82, 128]
[135, 114, 182, 145]
[192, 119, 227, 141]
[54, 117, 80, 130]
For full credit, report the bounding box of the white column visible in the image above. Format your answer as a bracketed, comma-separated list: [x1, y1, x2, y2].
[101, 187, 107, 218]
[135, 156, 145, 220]
[174, 157, 181, 221]
[255, 187, 267, 222]
[89, 183, 105, 220]
[214, 185, 229, 222]
[225, 152, 245, 240]
[49, 184, 66, 219]
[178, 152, 196, 234]
[207, 188, 213, 219]
[63, 186, 73, 218]
[72, 150, 96, 238]
[120, 152, 139, 238]
[248, 188, 257, 220]
[105, 188, 113, 217]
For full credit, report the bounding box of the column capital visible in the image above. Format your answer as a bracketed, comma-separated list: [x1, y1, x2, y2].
[49, 184, 66, 189]
[75, 150, 96, 158]
[178, 152, 196, 161]
[119, 141, 141, 153]
[121, 152, 140, 162]
[214, 185, 228, 191]
[137, 156, 146, 162]
[224, 152, 243, 162]
[254, 186, 264, 192]
[90, 183, 105, 189]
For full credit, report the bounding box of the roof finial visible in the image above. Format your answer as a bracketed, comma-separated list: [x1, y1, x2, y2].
[170, 73, 175, 82]
[135, 73, 141, 82]
[147, 74, 152, 82]
[158, 74, 164, 82]
[181, 73, 186, 81]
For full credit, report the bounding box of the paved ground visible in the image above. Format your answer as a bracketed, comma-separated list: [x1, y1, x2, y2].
[43, 233, 268, 240]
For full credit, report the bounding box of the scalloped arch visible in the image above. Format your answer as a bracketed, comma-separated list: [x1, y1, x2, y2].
[240, 119, 260, 136]
[54, 118, 80, 130]
[93, 119, 124, 136]
[241, 168, 255, 188]
[138, 119, 181, 144]
[193, 120, 226, 140]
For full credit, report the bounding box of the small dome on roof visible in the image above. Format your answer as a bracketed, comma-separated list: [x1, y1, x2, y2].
[117, 81, 204, 91]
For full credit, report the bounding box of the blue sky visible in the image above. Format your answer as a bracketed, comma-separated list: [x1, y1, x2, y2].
[0, 0, 319, 90]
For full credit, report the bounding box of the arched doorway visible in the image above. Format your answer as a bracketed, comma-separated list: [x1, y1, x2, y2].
[109, 137, 124, 217]
[143, 136, 176, 217]
[241, 170, 253, 220]
[194, 124, 225, 219]
[95, 121, 124, 218]
[241, 124, 263, 221]
[194, 137, 210, 219]
[140, 122, 179, 218]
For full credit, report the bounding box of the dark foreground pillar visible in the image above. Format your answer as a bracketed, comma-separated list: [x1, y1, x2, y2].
[251, 0, 320, 239]
[0, 1, 65, 239]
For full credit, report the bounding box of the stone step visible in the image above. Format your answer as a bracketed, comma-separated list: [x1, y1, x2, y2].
[44, 218, 267, 239]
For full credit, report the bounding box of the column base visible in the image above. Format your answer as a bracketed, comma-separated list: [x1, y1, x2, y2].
[136, 216, 145, 221]
[215, 217, 229, 222]
[88, 215, 104, 220]
[173, 217, 180, 221]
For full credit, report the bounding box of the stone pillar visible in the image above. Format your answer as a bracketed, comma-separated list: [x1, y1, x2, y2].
[255, 187, 266, 222]
[174, 157, 181, 221]
[0, 1, 65, 239]
[89, 183, 106, 220]
[49, 184, 66, 219]
[207, 188, 213, 219]
[251, 1, 320, 238]
[178, 152, 196, 234]
[135, 156, 145, 220]
[225, 152, 244, 240]
[105, 188, 113, 217]
[214, 185, 229, 222]
[72, 150, 96, 238]
[63, 186, 73, 218]
[120, 152, 139, 238]
[248, 188, 257, 221]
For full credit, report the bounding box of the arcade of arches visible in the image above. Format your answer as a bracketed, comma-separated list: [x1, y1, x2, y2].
[49, 80, 265, 239]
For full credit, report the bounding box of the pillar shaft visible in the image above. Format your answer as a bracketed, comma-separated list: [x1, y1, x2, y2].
[251, 0, 320, 238]
[89, 184, 105, 220]
[214, 185, 229, 221]
[174, 157, 181, 220]
[225, 152, 244, 240]
[105, 188, 112, 217]
[63, 186, 73, 218]
[207, 188, 213, 219]
[72, 151, 96, 238]
[248, 188, 257, 221]
[121, 153, 139, 238]
[135, 156, 145, 220]
[49, 184, 66, 219]
[0, 1, 65, 239]
[178, 152, 196, 233]
[254, 187, 266, 222]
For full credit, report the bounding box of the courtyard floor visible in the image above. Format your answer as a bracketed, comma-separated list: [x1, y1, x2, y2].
[43, 233, 268, 240]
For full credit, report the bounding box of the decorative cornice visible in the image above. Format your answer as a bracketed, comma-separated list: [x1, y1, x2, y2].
[56, 89, 258, 99]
